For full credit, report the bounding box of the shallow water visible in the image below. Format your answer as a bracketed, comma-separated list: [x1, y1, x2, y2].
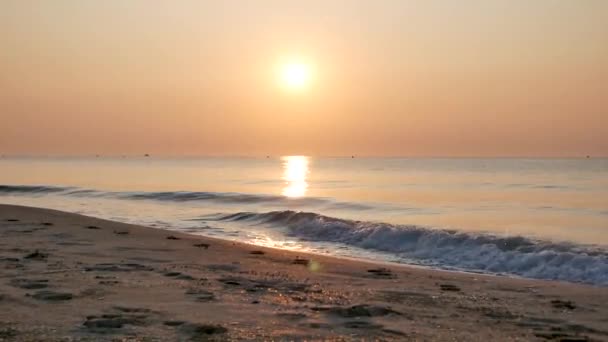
[1, 156, 607, 284]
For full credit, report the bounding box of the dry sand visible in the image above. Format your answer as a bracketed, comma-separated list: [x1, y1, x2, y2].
[0, 204, 606, 341]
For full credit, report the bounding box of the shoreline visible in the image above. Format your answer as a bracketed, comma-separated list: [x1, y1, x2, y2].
[1, 204, 607, 340]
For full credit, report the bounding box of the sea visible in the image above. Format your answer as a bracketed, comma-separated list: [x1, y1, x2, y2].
[1, 156, 607, 285]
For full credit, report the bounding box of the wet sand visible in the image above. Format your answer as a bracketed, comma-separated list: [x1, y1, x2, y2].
[0, 204, 607, 341]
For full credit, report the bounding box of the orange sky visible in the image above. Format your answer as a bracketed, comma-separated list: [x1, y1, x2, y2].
[1, 0, 607, 157]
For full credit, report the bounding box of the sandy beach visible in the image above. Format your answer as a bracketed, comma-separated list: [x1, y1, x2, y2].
[0, 204, 606, 341]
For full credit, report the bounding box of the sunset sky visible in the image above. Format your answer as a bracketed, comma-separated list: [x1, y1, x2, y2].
[1, 0, 607, 157]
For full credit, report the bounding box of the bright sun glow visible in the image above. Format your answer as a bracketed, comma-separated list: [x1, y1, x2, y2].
[280, 62, 311, 90]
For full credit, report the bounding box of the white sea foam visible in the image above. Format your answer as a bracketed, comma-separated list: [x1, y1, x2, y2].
[213, 210, 608, 285]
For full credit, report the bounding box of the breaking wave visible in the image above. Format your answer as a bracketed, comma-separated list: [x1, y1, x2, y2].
[211, 210, 608, 285]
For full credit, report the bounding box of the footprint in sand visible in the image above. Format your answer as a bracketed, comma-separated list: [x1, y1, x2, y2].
[367, 268, 396, 279]
[163, 271, 195, 281]
[312, 304, 402, 318]
[551, 299, 576, 310]
[0, 257, 24, 269]
[24, 250, 48, 261]
[164, 320, 186, 326]
[29, 290, 73, 301]
[84, 263, 154, 272]
[0, 327, 18, 339]
[276, 312, 307, 320]
[185, 288, 215, 302]
[207, 264, 239, 272]
[342, 321, 384, 329]
[83, 306, 158, 333]
[98, 280, 120, 285]
[439, 284, 461, 292]
[220, 279, 241, 286]
[178, 323, 227, 339]
[10, 279, 49, 290]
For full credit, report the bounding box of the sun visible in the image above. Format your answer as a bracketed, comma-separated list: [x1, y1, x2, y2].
[279, 61, 311, 90]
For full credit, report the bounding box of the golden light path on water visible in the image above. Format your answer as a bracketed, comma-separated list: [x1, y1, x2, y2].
[247, 156, 313, 254]
[281, 156, 310, 198]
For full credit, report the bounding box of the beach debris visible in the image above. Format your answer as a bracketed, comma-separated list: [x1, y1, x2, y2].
[249, 250, 265, 255]
[41, 222, 54, 226]
[5, 219, 19, 222]
[367, 267, 395, 279]
[30, 290, 73, 301]
[113, 230, 129, 235]
[551, 299, 576, 310]
[439, 284, 461, 292]
[293, 257, 310, 265]
[193, 243, 209, 249]
[24, 250, 48, 260]
[166, 235, 180, 240]
[86, 225, 100, 230]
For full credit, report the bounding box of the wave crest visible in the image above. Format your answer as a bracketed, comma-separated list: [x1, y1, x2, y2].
[212, 210, 608, 285]
[0, 184, 372, 209]
[0, 185, 71, 193]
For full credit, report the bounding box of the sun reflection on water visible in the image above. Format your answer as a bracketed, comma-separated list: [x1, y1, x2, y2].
[281, 156, 310, 198]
